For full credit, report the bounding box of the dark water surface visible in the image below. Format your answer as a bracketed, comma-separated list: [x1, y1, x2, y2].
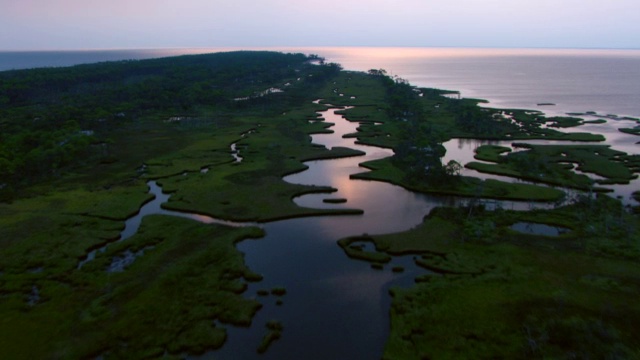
[510, 222, 570, 237]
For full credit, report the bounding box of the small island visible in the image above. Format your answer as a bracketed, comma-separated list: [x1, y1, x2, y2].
[323, 198, 348, 204]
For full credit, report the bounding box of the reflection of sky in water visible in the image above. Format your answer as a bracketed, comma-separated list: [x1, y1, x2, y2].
[577, 118, 639, 155]
[310, 107, 358, 149]
[511, 222, 569, 237]
[285, 108, 437, 236]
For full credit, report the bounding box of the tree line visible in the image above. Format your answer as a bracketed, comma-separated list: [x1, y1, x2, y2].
[368, 69, 462, 185]
[0, 51, 341, 200]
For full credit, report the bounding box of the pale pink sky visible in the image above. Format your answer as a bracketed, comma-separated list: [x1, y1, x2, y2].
[1, 0, 639, 50]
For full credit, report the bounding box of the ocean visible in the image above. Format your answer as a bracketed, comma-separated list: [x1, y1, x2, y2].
[2, 47, 640, 119]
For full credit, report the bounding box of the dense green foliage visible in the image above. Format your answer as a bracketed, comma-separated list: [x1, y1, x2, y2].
[0, 51, 341, 199]
[0, 51, 349, 358]
[0, 215, 265, 359]
[369, 71, 452, 184]
[619, 126, 640, 136]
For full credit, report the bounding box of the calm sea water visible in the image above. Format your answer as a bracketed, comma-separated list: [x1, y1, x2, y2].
[2, 47, 640, 118]
[318, 47, 640, 119]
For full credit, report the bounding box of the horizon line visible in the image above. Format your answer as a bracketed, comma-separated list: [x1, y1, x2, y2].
[2, 45, 640, 53]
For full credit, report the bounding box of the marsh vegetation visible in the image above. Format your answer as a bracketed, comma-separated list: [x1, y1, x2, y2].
[1, 51, 638, 359]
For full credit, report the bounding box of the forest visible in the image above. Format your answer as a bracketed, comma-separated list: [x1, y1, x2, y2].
[0, 51, 340, 200]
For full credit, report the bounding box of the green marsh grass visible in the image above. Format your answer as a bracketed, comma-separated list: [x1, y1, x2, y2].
[352, 198, 640, 359]
[352, 156, 564, 201]
[467, 144, 637, 190]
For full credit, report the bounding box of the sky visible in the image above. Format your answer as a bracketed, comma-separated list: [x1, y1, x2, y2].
[1, 0, 639, 50]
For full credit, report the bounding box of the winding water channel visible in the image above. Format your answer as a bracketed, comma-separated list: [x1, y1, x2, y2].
[207, 107, 447, 359]
[441, 113, 640, 205]
[206, 105, 593, 359]
[86, 103, 638, 359]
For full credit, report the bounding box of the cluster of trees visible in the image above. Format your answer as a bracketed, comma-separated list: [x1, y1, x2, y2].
[1, 52, 324, 118]
[451, 102, 519, 137]
[0, 51, 339, 199]
[369, 69, 461, 185]
[0, 121, 93, 181]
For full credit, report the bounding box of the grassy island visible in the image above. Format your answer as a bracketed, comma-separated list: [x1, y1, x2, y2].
[466, 143, 638, 190]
